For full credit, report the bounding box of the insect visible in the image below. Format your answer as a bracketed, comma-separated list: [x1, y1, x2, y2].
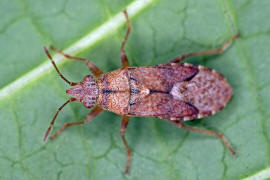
[43, 10, 239, 174]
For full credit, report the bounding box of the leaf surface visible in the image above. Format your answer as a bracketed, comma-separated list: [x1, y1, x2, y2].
[1, 0, 270, 179]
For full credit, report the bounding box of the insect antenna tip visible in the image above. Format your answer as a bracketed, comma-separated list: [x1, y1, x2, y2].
[43, 127, 51, 142]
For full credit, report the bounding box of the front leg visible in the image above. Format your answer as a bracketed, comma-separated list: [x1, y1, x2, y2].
[50, 46, 103, 77]
[49, 106, 103, 140]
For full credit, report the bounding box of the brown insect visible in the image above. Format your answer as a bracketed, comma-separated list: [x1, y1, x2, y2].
[43, 10, 239, 174]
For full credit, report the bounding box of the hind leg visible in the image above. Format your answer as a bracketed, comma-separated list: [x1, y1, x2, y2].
[170, 120, 235, 154]
[169, 34, 240, 63]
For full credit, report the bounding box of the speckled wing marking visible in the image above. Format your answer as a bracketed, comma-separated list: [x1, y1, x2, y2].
[97, 69, 130, 115]
[127, 63, 232, 121]
[127, 64, 199, 120]
[170, 65, 233, 119]
[128, 93, 198, 120]
[127, 63, 198, 92]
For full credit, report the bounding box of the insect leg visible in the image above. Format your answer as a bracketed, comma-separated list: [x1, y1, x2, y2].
[50, 46, 103, 77]
[43, 98, 76, 141]
[120, 10, 131, 68]
[172, 121, 235, 155]
[169, 34, 240, 63]
[120, 116, 131, 174]
[49, 106, 103, 140]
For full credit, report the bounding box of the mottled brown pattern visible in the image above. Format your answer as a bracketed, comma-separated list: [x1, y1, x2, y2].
[170, 65, 232, 119]
[96, 75, 109, 108]
[128, 76, 149, 106]
[66, 75, 99, 108]
[127, 63, 198, 92]
[128, 93, 198, 119]
[94, 63, 232, 121]
[97, 69, 130, 115]
[66, 63, 232, 121]
[44, 12, 239, 173]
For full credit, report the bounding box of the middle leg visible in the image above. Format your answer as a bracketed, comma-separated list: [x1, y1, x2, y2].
[120, 115, 131, 174]
[120, 10, 131, 68]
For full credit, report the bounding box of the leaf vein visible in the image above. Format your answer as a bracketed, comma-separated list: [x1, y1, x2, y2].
[221, 0, 270, 169]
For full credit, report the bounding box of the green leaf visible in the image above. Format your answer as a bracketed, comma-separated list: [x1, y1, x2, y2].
[1, 0, 270, 179]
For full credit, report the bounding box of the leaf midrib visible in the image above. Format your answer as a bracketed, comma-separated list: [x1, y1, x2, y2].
[0, 0, 155, 101]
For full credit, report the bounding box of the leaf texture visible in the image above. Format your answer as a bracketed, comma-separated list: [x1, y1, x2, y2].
[0, 0, 270, 179]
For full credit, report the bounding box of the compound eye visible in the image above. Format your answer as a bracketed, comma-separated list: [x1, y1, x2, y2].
[83, 100, 94, 108]
[82, 95, 96, 108]
[83, 75, 94, 82]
